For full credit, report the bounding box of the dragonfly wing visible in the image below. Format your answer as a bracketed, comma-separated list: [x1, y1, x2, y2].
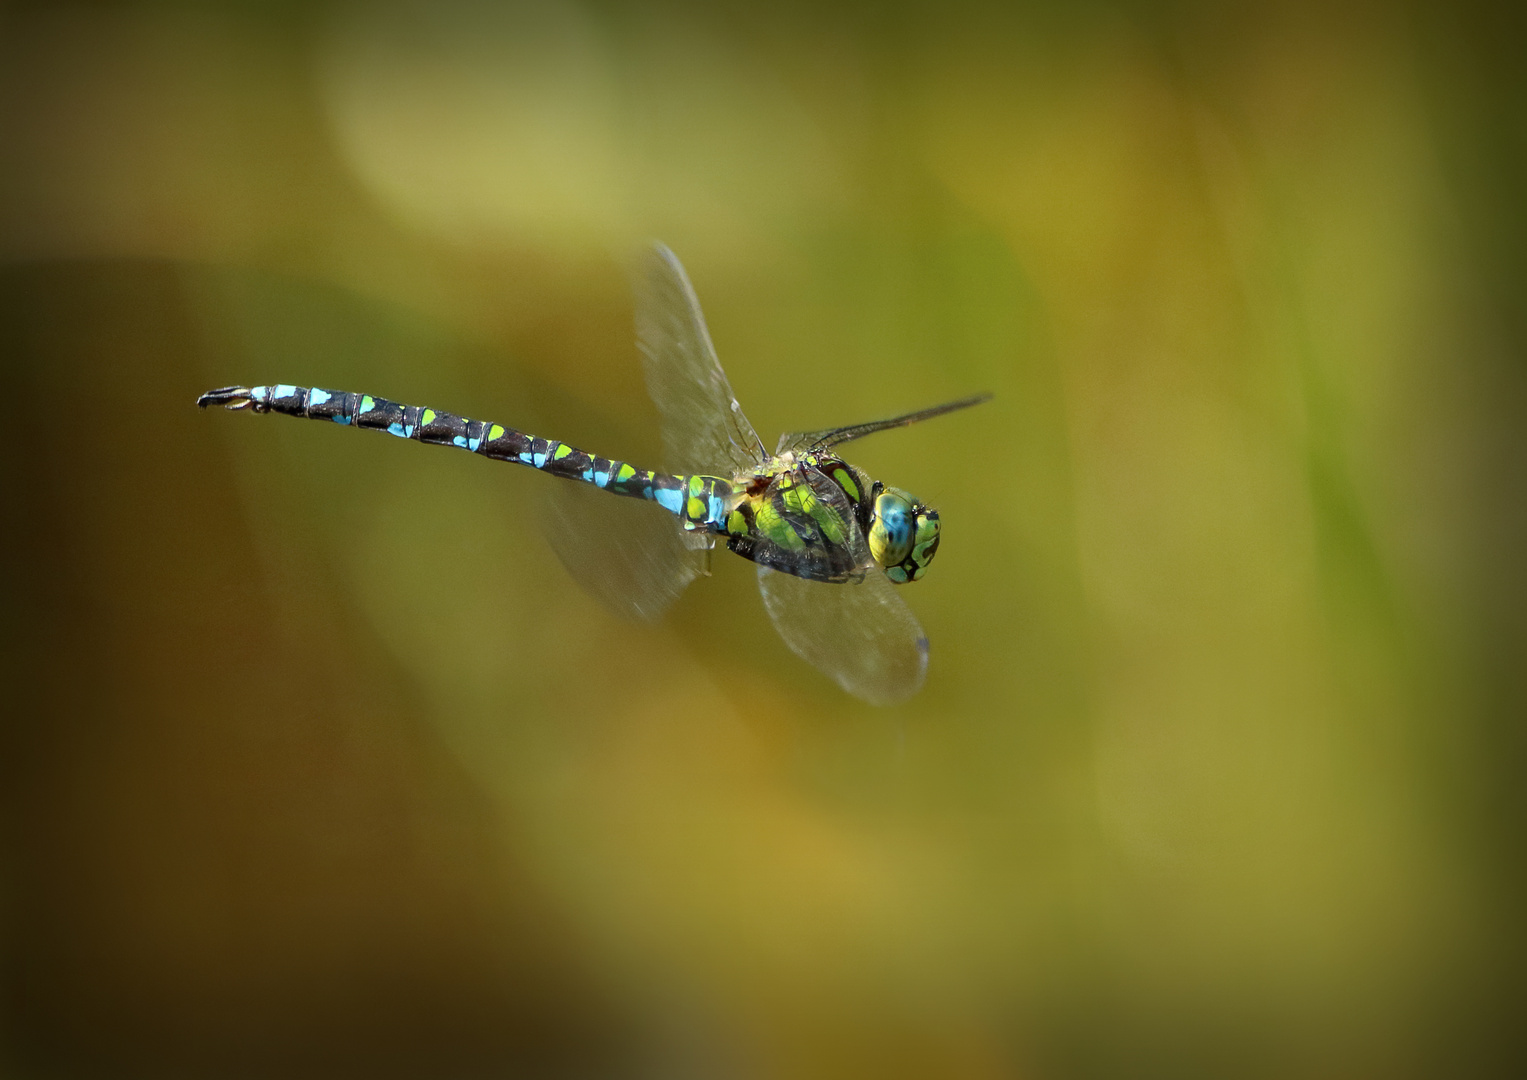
[756, 564, 929, 705]
[774, 392, 993, 455]
[543, 479, 706, 622]
[637, 244, 766, 475]
[754, 463, 927, 703]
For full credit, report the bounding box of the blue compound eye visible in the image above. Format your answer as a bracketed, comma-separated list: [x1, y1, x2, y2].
[869, 490, 915, 570]
[870, 489, 939, 583]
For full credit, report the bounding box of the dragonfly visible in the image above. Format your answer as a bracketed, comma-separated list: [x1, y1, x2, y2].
[199, 245, 989, 704]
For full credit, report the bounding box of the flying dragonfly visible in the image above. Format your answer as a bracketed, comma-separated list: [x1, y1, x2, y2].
[199, 245, 989, 704]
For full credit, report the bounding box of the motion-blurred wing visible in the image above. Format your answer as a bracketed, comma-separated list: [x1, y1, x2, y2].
[756, 565, 929, 705]
[637, 244, 766, 475]
[775, 393, 992, 455]
[543, 479, 708, 622]
[756, 463, 927, 703]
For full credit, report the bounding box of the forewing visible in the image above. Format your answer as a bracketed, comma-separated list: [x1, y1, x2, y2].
[756, 565, 930, 706]
[636, 244, 766, 474]
[543, 479, 707, 622]
[775, 392, 993, 455]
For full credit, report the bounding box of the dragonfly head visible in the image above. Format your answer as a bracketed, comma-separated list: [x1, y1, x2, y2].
[869, 486, 940, 583]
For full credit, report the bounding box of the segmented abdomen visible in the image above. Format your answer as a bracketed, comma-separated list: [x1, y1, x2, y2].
[238, 383, 707, 511]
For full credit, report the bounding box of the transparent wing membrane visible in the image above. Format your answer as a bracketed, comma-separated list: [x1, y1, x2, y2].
[544, 242, 757, 622]
[757, 565, 930, 706]
[543, 479, 707, 623]
[776, 392, 993, 455]
[636, 244, 767, 475]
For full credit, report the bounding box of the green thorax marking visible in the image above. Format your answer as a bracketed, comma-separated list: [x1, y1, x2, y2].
[727, 453, 872, 552]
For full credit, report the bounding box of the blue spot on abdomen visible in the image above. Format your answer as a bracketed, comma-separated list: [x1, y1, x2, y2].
[654, 488, 683, 514]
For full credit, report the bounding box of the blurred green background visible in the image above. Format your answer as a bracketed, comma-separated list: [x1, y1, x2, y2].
[3, 0, 1524, 1076]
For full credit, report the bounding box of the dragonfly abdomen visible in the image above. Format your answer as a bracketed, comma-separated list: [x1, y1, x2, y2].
[197, 383, 706, 513]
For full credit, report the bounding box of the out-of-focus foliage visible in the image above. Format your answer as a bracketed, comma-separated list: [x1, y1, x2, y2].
[3, 1, 1523, 1076]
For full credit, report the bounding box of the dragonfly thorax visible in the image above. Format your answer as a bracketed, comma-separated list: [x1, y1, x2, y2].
[869, 487, 939, 584]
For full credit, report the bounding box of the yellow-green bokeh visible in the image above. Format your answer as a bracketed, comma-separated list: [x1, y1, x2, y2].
[3, 1, 1523, 1076]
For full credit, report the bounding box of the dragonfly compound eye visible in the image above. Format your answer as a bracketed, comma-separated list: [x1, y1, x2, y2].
[871, 489, 939, 583]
